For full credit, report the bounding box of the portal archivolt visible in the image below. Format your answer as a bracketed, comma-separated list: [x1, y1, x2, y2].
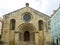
[18, 23, 37, 42]
[17, 23, 37, 33]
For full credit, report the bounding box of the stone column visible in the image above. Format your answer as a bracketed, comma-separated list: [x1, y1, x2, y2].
[30, 33, 35, 45]
[19, 33, 23, 45]
[35, 32, 39, 45]
[15, 32, 19, 45]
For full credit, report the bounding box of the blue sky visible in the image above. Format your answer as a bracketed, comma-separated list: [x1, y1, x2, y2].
[0, 0, 60, 17]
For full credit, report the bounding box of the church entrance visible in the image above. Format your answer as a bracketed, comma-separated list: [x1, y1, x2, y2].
[17, 23, 37, 45]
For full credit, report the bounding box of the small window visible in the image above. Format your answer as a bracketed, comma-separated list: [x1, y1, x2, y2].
[10, 19, 15, 30]
[38, 20, 43, 30]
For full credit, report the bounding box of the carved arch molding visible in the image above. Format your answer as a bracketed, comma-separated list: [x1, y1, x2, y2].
[17, 23, 37, 42]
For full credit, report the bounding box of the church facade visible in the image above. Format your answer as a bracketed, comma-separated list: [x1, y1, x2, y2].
[1, 3, 52, 45]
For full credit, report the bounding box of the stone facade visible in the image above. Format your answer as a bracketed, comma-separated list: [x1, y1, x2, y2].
[1, 3, 52, 45]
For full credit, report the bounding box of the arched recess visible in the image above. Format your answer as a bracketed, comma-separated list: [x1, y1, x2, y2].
[24, 31, 30, 41]
[17, 23, 37, 33]
[10, 19, 16, 30]
[17, 23, 37, 42]
[38, 20, 44, 30]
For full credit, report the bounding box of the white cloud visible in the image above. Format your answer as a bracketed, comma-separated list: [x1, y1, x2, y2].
[0, 0, 60, 17]
[0, 0, 41, 17]
[39, 0, 48, 13]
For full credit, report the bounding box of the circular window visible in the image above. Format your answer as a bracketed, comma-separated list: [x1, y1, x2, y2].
[23, 14, 31, 22]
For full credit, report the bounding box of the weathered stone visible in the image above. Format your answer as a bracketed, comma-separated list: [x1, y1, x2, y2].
[1, 3, 52, 45]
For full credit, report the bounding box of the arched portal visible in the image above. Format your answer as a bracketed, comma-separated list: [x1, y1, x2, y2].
[24, 31, 30, 41]
[17, 23, 37, 42]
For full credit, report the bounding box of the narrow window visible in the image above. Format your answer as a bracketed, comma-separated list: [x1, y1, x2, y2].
[38, 20, 43, 30]
[10, 19, 15, 30]
[24, 31, 30, 41]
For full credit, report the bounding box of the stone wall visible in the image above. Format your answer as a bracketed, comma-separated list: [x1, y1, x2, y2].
[1, 6, 51, 45]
